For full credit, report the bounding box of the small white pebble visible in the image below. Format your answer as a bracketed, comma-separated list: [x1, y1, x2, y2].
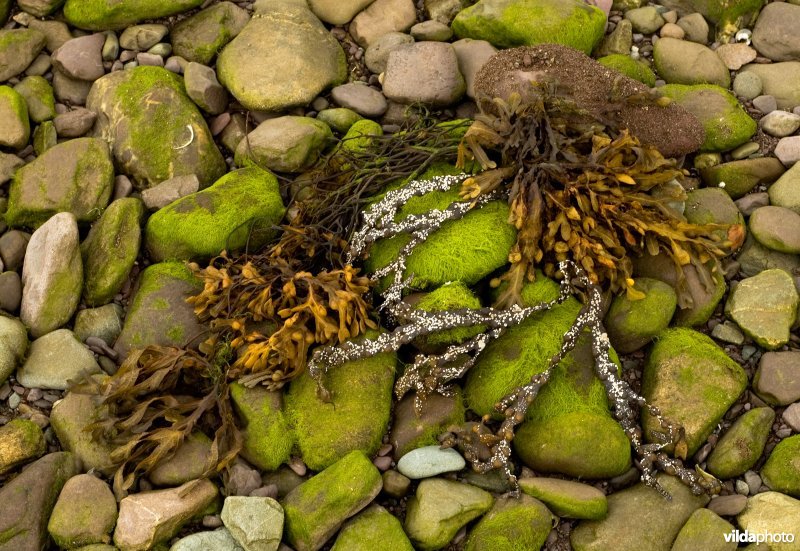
[718, 181, 726, 188]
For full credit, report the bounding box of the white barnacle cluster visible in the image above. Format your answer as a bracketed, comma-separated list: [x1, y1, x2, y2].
[309, 173, 715, 497]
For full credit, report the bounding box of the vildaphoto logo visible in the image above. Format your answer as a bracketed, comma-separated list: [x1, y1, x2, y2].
[723, 530, 796, 544]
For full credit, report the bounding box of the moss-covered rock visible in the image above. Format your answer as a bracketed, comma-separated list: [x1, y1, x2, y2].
[597, 54, 657, 87]
[0, 28, 46, 82]
[217, 3, 347, 111]
[365, 164, 516, 291]
[760, 434, 800, 497]
[171, 2, 250, 64]
[6, 138, 114, 229]
[14, 76, 55, 123]
[282, 450, 382, 551]
[50, 388, 116, 474]
[234, 116, 332, 173]
[671, 508, 736, 551]
[33, 120, 57, 156]
[658, 84, 756, 152]
[286, 334, 395, 471]
[405, 478, 494, 551]
[63, 0, 205, 30]
[0, 316, 29, 386]
[451, 0, 606, 54]
[706, 407, 774, 480]
[412, 282, 484, 350]
[466, 274, 631, 479]
[605, 278, 677, 353]
[571, 474, 709, 551]
[230, 382, 295, 472]
[47, 474, 117, 549]
[656, 0, 763, 41]
[725, 269, 799, 350]
[145, 167, 285, 262]
[86, 66, 226, 189]
[81, 198, 144, 306]
[642, 328, 747, 457]
[317, 108, 362, 133]
[519, 477, 607, 520]
[701, 158, 785, 200]
[340, 118, 383, 151]
[0, 85, 31, 150]
[113, 262, 205, 359]
[464, 494, 552, 551]
[0, 418, 45, 475]
[331, 505, 414, 551]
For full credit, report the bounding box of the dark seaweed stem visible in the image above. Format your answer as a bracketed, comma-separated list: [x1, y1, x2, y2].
[312, 172, 721, 497]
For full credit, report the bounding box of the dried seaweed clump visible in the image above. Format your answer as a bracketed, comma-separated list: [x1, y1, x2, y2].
[457, 86, 742, 307]
[311, 172, 721, 498]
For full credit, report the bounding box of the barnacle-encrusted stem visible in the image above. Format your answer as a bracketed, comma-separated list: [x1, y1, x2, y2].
[312, 172, 720, 498]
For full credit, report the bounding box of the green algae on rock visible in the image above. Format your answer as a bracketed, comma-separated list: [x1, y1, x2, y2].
[761, 435, 800, 497]
[171, 2, 250, 64]
[6, 138, 113, 228]
[412, 282, 485, 350]
[50, 389, 116, 474]
[519, 477, 607, 520]
[0, 418, 45, 475]
[725, 269, 799, 350]
[465, 275, 631, 479]
[658, 84, 756, 152]
[81, 198, 144, 306]
[145, 167, 285, 262]
[451, 0, 606, 54]
[47, 474, 117, 549]
[331, 505, 414, 551]
[63, 0, 205, 30]
[597, 54, 657, 87]
[700, 157, 785, 199]
[0, 85, 31, 150]
[282, 451, 382, 551]
[86, 66, 226, 189]
[604, 277, 677, 354]
[234, 116, 333, 173]
[230, 382, 295, 472]
[405, 478, 494, 551]
[464, 494, 552, 551]
[365, 165, 516, 291]
[112, 262, 205, 358]
[14, 75, 56, 123]
[670, 508, 736, 551]
[217, 3, 347, 111]
[571, 474, 709, 551]
[642, 328, 747, 457]
[705, 406, 775, 480]
[0, 28, 46, 82]
[286, 337, 395, 471]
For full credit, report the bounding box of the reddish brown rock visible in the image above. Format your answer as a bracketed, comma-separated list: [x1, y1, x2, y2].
[472, 44, 705, 158]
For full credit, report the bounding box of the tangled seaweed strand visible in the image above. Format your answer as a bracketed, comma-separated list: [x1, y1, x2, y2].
[311, 172, 721, 498]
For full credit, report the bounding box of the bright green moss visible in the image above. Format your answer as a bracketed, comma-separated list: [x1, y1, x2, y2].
[761, 435, 800, 497]
[365, 164, 517, 291]
[145, 166, 285, 262]
[331, 505, 414, 551]
[282, 451, 382, 551]
[659, 84, 757, 152]
[605, 278, 677, 353]
[597, 54, 657, 87]
[63, 0, 205, 30]
[465, 495, 553, 551]
[340, 119, 383, 152]
[171, 2, 250, 64]
[705, 407, 774, 479]
[14, 76, 55, 123]
[0, 418, 45, 475]
[230, 382, 295, 471]
[316, 108, 362, 133]
[451, 0, 606, 54]
[286, 333, 395, 471]
[518, 478, 608, 520]
[81, 197, 143, 306]
[0, 85, 30, 150]
[414, 282, 484, 348]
